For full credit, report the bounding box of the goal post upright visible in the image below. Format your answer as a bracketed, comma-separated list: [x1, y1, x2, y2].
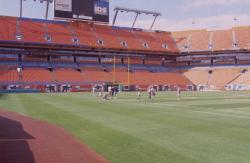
[127, 56, 130, 86]
[113, 56, 116, 84]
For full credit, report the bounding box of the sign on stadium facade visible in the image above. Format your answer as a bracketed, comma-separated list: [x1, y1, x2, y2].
[54, 0, 109, 23]
[55, 0, 72, 12]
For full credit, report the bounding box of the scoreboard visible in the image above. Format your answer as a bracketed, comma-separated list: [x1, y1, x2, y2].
[54, 0, 109, 23]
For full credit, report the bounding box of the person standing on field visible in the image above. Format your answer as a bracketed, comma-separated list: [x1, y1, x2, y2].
[136, 85, 142, 99]
[177, 87, 181, 97]
[108, 86, 112, 97]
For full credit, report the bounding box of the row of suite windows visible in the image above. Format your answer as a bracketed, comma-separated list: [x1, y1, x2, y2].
[181, 42, 239, 50]
[15, 34, 169, 49]
[0, 55, 165, 65]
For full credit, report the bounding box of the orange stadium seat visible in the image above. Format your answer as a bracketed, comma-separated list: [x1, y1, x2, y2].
[230, 69, 250, 85]
[172, 30, 210, 52]
[234, 26, 250, 50]
[208, 68, 241, 89]
[71, 22, 97, 47]
[22, 68, 54, 83]
[54, 69, 85, 82]
[0, 69, 19, 83]
[183, 68, 241, 90]
[112, 28, 146, 51]
[114, 68, 129, 83]
[92, 24, 124, 49]
[116, 70, 191, 86]
[149, 31, 179, 53]
[19, 20, 47, 43]
[46, 22, 73, 45]
[0, 16, 179, 53]
[183, 68, 210, 85]
[0, 16, 17, 41]
[130, 30, 157, 51]
[155, 32, 180, 53]
[211, 29, 233, 51]
[82, 68, 113, 83]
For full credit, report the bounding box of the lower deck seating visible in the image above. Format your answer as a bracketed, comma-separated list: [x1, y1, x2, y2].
[85, 68, 192, 86]
[184, 68, 242, 89]
[0, 69, 19, 83]
[53, 69, 85, 82]
[208, 69, 240, 89]
[4, 65, 250, 90]
[127, 71, 191, 86]
[183, 69, 210, 85]
[82, 68, 113, 83]
[230, 69, 250, 85]
[22, 68, 54, 83]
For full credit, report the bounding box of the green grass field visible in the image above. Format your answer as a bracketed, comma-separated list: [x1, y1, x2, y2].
[1, 91, 250, 163]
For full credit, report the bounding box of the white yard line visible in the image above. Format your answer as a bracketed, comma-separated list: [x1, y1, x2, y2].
[110, 99, 250, 119]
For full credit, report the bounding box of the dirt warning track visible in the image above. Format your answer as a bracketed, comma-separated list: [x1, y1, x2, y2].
[0, 109, 109, 163]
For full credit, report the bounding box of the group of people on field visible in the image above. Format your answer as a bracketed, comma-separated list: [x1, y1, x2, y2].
[137, 85, 181, 100]
[147, 85, 156, 100]
[93, 84, 181, 100]
[92, 84, 119, 100]
[136, 85, 156, 100]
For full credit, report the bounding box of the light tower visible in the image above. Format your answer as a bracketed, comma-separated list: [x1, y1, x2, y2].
[112, 7, 161, 30]
[19, 0, 53, 19]
[232, 17, 239, 50]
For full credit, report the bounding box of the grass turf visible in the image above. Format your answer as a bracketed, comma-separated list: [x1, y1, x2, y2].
[1, 92, 250, 163]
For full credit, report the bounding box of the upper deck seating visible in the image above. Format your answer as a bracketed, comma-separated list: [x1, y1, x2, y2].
[0, 16, 17, 41]
[234, 27, 250, 50]
[211, 29, 233, 51]
[19, 20, 47, 43]
[93, 24, 123, 49]
[172, 30, 210, 52]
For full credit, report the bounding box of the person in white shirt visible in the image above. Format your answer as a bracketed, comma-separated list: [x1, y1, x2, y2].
[92, 85, 97, 96]
[177, 87, 181, 97]
[108, 86, 112, 96]
[148, 85, 155, 100]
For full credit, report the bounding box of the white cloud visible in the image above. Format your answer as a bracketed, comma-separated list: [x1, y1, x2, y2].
[182, 0, 250, 10]
[115, 14, 250, 31]
[159, 14, 250, 31]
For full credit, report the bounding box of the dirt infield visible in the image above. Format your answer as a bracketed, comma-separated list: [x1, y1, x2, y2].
[0, 109, 110, 163]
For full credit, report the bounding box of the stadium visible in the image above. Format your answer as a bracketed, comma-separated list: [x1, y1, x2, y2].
[1, 0, 250, 162]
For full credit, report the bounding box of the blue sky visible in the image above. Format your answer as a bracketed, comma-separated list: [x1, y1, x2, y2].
[0, 0, 250, 31]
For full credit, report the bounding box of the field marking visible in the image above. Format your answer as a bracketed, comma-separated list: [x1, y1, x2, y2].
[32, 93, 250, 120]
[219, 108, 250, 115]
[109, 98, 250, 119]
[191, 110, 250, 119]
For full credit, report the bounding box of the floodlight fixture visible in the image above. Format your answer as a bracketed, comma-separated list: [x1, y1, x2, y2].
[19, 0, 53, 19]
[113, 6, 161, 30]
